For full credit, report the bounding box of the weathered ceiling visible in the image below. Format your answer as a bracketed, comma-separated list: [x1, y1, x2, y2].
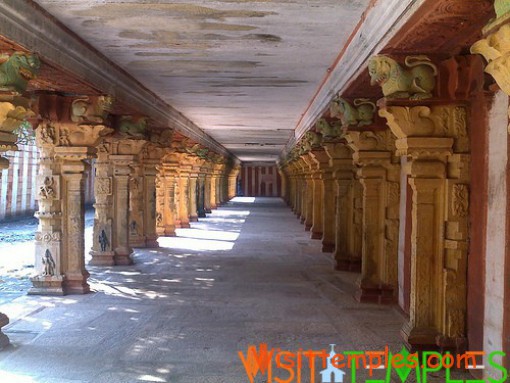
[33, 0, 370, 162]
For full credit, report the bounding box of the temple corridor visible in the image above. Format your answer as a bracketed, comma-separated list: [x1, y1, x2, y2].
[0, 197, 404, 382]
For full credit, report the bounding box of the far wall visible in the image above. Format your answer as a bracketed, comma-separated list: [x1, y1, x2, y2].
[239, 162, 281, 197]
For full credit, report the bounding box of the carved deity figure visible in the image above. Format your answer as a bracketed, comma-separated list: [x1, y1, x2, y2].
[368, 55, 438, 100]
[38, 176, 56, 199]
[42, 249, 56, 276]
[0, 52, 40, 94]
[98, 229, 109, 252]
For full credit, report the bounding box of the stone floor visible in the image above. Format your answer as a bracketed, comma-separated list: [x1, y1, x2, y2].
[0, 197, 414, 382]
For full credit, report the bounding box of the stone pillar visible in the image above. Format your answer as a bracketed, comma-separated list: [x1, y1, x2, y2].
[90, 144, 115, 266]
[143, 160, 159, 247]
[278, 167, 288, 201]
[310, 149, 332, 249]
[177, 163, 192, 228]
[197, 170, 207, 218]
[204, 169, 212, 213]
[31, 95, 112, 294]
[346, 129, 400, 304]
[129, 159, 145, 247]
[55, 147, 93, 294]
[228, 165, 240, 199]
[189, 172, 199, 222]
[110, 155, 134, 265]
[380, 102, 470, 351]
[209, 170, 218, 210]
[30, 124, 65, 294]
[324, 141, 361, 271]
[156, 161, 178, 237]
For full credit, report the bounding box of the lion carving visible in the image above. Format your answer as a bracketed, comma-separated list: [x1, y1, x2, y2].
[331, 97, 376, 127]
[0, 52, 40, 94]
[368, 55, 438, 100]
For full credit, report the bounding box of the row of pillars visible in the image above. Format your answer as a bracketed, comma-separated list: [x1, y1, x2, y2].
[30, 121, 241, 296]
[279, 53, 479, 352]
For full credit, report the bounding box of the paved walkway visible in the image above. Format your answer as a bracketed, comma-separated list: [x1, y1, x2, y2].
[0, 197, 408, 382]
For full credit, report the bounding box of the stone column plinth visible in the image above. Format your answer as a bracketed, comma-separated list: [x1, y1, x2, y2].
[110, 155, 134, 265]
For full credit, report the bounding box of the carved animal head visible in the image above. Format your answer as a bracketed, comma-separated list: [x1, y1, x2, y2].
[10, 52, 41, 80]
[368, 55, 397, 87]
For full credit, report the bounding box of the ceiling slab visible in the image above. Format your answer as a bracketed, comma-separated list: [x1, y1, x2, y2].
[34, 0, 371, 161]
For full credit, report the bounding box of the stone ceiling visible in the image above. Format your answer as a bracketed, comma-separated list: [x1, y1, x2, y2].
[33, 0, 371, 162]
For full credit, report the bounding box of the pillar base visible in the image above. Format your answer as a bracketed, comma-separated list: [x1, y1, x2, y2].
[355, 283, 395, 304]
[130, 236, 146, 248]
[205, 208, 212, 214]
[311, 231, 323, 240]
[189, 215, 199, 222]
[114, 247, 134, 266]
[64, 273, 91, 295]
[89, 251, 116, 266]
[401, 321, 440, 352]
[335, 257, 361, 272]
[157, 227, 176, 237]
[144, 237, 160, 248]
[322, 242, 335, 253]
[300, 217, 305, 224]
[198, 211, 206, 218]
[179, 222, 191, 229]
[28, 275, 65, 296]
[0, 313, 9, 350]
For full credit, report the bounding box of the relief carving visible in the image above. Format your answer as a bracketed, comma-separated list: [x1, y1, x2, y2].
[0, 52, 40, 94]
[71, 96, 113, 125]
[330, 97, 376, 127]
[368, 55, 438, 100]
[42, 249, 56, 276]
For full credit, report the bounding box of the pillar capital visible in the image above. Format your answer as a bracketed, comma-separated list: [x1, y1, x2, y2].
[471, 3, 510, 95]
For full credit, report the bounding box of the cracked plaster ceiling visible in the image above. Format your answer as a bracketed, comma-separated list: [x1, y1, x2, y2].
[34, 0, 370, 161]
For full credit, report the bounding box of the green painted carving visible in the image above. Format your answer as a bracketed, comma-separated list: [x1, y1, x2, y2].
[495, 0, 510, 18]
[187, 143, 209, 158]
[368, 55, 438, 100]
[0, 52, 40, 94]
[118, 116, 147, 137]
[305, 131, 323, 149]
[316, 118, 341, 139]
[331, 97, 376, 127]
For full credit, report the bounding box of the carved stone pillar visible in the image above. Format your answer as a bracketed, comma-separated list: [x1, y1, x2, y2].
[129, 159, 145, 247]
[324, 141, 361, 271]
[56, 147, 93, 294]
[110, 155, 134, 265]
[380, 102, 470, 351]
[177, 161, 192, 228]
[209, 170, 218, 210]
[31, 94, 112, 293]
[308, 158, 323, 240]
[346, 129, 400, 304]
[157, 155, 178, 237]
[189, 172, 199, 222]
[228, 165, 240, 200]
[278, 167, 288, 202]
[90, 143, 115, 266]
[197, 169, 207, 218]
[143, 160, 159, 248]
[30, 124, 65, 294]
[204, 167, 212, 213]
[310, 149, 333, 251]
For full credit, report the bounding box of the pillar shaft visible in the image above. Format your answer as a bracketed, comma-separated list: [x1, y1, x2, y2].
[110, 155, 134, 265]
[189, 174, 199, 222]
